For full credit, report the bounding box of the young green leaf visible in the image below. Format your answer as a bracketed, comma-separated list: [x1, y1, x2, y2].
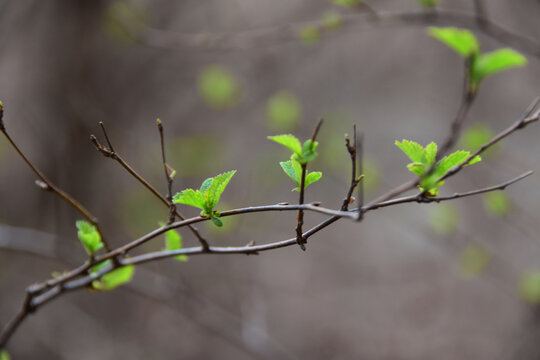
[199, 177, 213, 193]
[279, 159, 302, 185]
[173, 171, 236, 226]
[299, 139, 319, 164]
[76, 220, 103, 255]
[472, 48, 527, 83]
[268, 134, 302, 156]
[211, 216, 223, 227]
[92, 265, 135, 291]
[396, 140, 481, 196]
[205, 170, 236, 210]
[1, 350, 11, 360]
[293, 171, 323, 191]
[428, 27, 479, 58]
[395, 140, 426, 163]
[424, 142, 437, 165]
[163, 227, 188, 261]
[173, 189, 206, 211]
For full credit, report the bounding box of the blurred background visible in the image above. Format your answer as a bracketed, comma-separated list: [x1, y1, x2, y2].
[1, 0, 540, 359]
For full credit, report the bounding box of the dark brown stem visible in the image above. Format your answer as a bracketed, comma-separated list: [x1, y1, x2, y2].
[92, 122, 210, 251]
[1, 119, 110, 252]
[437, 60, 476, 160]
[156, 119, 177, 224]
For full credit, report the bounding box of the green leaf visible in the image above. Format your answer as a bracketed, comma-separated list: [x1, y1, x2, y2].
[473, 48, 527, 83]
[322, 12, 342, 30]
[435, 150, 471, 176]
[265, 91, 302, 131]
[332, 0, 361, 7]
[293, 171, 323, 192]
[279, 159, 302, 185]
[298, 139, 319, 164]
[92, 265, 135, 291]
[76, 220, 103, 255]
[416, 0, 439, 7]
[483, 191, 511, 217]
[520, 270, 540, 304]
[407, 162, 426, 177]
[211, 216, 223, 227]
[458, 245, 490, 278]
[205, 170, 236, 210]
[162, 227, 188, 262]
[395, 140, 426, 163]
[428, 27, 479, 57]
[199, 177, 213, 193]
[268, 134, 302, 155]
[298, 26, 320, 45]
[91, 259, 112, 274]
[173, 189, 206, 211]
[1, 350, 11, 360]
[304, 171, 322, 187]
[424, 142, 437, 165]
[197, 66, 241, 109]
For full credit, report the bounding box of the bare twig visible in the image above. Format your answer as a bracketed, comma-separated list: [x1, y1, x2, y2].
[91, 122, 210, 250]
[156, 119, 177, 224]
[0, 111, 110, 252]
[140, 9, 540, 58]
[437, 62, 476, 160]
[367, 171, 533, 210]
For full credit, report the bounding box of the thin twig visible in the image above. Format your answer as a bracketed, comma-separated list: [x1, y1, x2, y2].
[367, 171, 533, 210]
[437, 61, 476, 160]
[0, 162, 533, 348]
[294, 118, 324, 250]
[0, 112, 110, 252]
[91, 122, 210, 250]
[140, 9, 540, 58]
[156, 119, 177, 224]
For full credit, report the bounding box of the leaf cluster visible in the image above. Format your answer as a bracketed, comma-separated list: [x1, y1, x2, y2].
[268, 134, 323, 191]
[395, 139, 481, 196]
[173, 170, 236, 227]
[428, 27, 527, 92]
[76, 221, 103, 255]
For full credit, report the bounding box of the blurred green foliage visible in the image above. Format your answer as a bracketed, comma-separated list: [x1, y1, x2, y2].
[92, 265, 135, 291]
[167, 136, 225, 177]
[265, 91, 302, 131]
[322, 12, 342, 30]
[198, 66, 242, 109]
[332, 0, 361, 7]
[483, 191, 511, 217]
[105, 0, 148, 44]
[429, 203, 459, 235]
[120, 189, 168, 237]
[457, 244, 490, 278]
[520, 270, 540, 304]
[298, 26, 321, 45]
[460, 123, 497, 157]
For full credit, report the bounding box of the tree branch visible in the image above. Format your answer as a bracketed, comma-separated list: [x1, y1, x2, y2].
[91, 122, 210, 250]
